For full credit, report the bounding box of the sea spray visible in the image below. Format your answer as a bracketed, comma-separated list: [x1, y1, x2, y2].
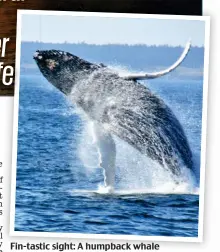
[76, 119, 197, 195]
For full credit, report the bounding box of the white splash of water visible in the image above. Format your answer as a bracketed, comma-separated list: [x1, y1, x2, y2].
[97, 184, 114, 194]
[78, 121, 100, 170]
[114, 135, 197, 194]
[108, 64, 146, 78]
[77, 120, 197, 195]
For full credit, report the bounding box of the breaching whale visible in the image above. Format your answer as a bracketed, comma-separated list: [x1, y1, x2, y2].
[33, 41, 193, 191]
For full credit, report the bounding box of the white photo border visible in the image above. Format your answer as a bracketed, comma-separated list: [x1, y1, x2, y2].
[10, 9, 211, 243]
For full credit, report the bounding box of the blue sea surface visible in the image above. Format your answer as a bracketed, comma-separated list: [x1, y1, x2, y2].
[15, 74, 202, 237]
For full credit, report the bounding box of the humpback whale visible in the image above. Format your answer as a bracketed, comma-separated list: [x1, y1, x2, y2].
[33, 41, 193, 191]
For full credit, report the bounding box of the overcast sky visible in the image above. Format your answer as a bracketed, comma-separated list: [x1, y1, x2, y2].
[20, 12, 206, 46]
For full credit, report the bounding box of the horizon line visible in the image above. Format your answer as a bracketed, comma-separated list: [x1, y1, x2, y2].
[21, 40, 204, 48]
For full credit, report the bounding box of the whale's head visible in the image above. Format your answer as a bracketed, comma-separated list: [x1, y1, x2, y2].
[33, 50, 98, 95]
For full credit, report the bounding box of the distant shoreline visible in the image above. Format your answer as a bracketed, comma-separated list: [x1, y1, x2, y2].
[21, 41, 204, 49]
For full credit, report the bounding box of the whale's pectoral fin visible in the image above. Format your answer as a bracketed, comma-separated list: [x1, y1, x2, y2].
[123, 39, 191, 81]
[93, 123, 116, 190]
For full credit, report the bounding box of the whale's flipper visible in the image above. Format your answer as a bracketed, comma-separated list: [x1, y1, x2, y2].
[93, 123, 116, 190]
[123, 40, 191, 81]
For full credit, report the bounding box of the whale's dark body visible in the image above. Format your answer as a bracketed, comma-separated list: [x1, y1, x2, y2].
[34, 49, 193, 179]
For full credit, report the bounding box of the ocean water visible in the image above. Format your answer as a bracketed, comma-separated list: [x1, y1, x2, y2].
[15, 73, 202, 237]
